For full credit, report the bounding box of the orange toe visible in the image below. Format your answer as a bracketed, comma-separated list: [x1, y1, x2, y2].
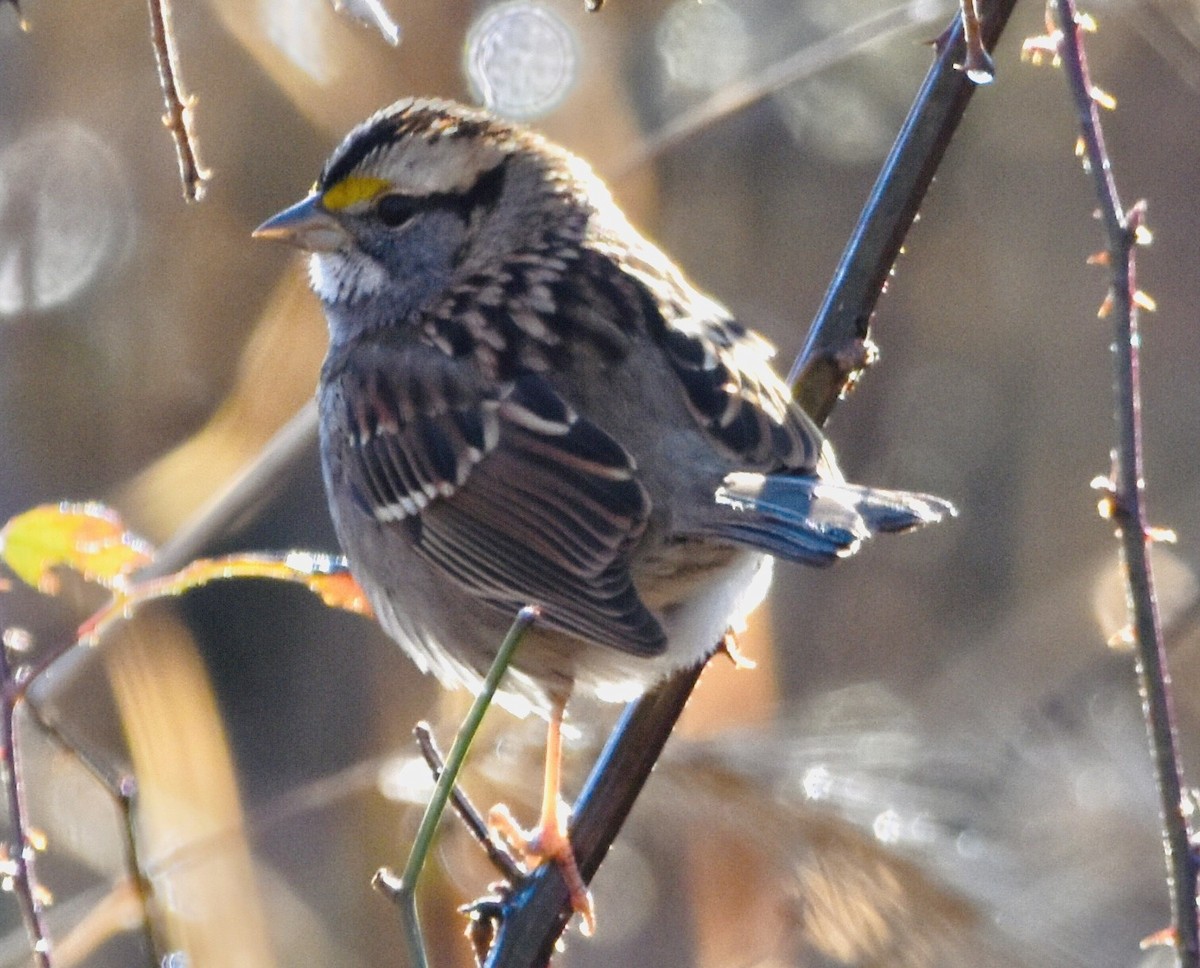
[487, 801, 596, 936]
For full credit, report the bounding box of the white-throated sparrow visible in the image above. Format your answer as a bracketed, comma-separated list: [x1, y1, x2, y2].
[255, 97, 954, 930]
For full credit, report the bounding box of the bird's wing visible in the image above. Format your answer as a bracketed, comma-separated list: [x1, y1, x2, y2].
[604, 241, 827, 474]
[323, 335, 666, 655]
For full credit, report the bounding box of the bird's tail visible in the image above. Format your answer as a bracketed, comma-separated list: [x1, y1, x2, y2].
[709, 472, 955, 566]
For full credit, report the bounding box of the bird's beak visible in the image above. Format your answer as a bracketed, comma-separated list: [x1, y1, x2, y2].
[253, 194, 347, 252]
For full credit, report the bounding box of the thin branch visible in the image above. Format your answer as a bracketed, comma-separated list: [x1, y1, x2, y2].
[958, 0, 996, 83]
[147, 0, 209, 202]
[786, 0, 1018, 422]
[1050, 1, 1199, 963]
[376, 608, 539, 968]
[482, 4, 1018, 965]
[413, 723, 524, 884]
[21, 706, 163, 968]
[0, 647, 51, 968]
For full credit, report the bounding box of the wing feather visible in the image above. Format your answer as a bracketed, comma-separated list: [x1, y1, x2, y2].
[323, 336, 665, 655]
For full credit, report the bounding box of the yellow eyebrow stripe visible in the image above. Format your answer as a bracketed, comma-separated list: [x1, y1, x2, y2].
[323, 175, 391, 211]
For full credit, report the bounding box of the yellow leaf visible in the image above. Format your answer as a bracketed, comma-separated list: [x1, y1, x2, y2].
[0, 503, 155, 594]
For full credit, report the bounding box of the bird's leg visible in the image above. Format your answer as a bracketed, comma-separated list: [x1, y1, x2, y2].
[487, 696, 596, 936]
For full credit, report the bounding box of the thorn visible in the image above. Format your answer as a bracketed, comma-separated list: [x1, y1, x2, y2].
[1097, 292, 1114, 319]
[1107, 625, 1135, 651]
[1074, 136, 1086, 157]
[1076, 11, 1098, 32]
[1086, 250, 1109, 266]
[927, 30, 951, 55]
[1089, 85, 1117, 110]
[1019, 33, 1062, 67]
[1140, 927, 1176, 950]
[1146, 525, 1177, 544]
[1091, 474, 1116, 519]
[1132, 290, 1157, 312]
[371, 866, 406, 903]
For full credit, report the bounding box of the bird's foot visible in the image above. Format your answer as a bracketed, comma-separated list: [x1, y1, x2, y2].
[488, 800, 596, 936]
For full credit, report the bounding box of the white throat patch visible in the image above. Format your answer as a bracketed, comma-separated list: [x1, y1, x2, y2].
[309, 249, 389, 305]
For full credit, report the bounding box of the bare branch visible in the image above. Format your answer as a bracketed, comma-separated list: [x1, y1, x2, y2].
[0, 647, 52, 968]
[1049, 1, 1199, 963]
[413, 722, 524, 884]
[787, 0, 1019, 422]
[958, 0, 996, 83]
[147, 0, 210, 202]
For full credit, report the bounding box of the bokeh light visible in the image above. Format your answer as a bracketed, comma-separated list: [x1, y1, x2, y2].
[464, 0, 578, 120]
[0, 122, 132, 317]
[260, 0, 337, 83]
[656, 0, 749, 93]
[774, 75, 894, 164]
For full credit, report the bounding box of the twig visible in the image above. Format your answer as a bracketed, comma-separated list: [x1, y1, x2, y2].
[0, 647, 51, 968]
[786, 0, 1018, 420]
[22, 706, 163, 968]
[375, 607, 539, 968]
[413, 723, 524, 884]
[482, 4, 1018, 965]
[958, 0, 996, 83]
[147, 0, 209, 202]
[113, 781, 165, 966]
[1049, 1, 1199, 963]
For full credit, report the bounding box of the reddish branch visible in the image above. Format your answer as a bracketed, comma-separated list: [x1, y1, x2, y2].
[1049, 1, 1199, 963]
[147, 0, 209, 202]
[0, 648, 51, 968]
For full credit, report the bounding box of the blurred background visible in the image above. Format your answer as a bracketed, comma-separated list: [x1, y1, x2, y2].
[0, 0, 1198, 965]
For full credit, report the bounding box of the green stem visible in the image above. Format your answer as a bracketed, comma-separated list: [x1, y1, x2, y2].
[380, 606, 539, 968]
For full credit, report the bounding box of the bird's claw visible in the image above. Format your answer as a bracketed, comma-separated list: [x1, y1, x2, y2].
[488, 801, 596, 936]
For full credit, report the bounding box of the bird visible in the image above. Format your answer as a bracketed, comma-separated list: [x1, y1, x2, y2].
[254, 96, 955, 933]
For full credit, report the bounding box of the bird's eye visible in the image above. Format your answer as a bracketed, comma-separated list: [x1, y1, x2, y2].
[375, 194, 414, 228]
